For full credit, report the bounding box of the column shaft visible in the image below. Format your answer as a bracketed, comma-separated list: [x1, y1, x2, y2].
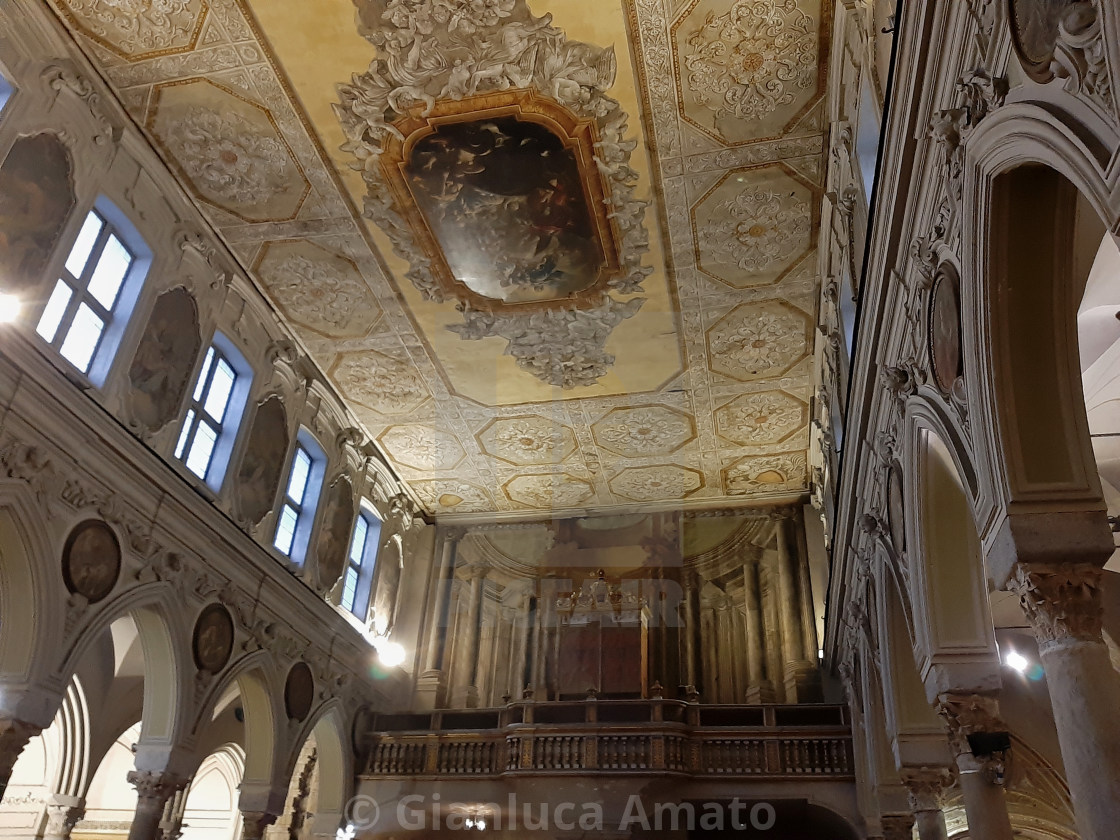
[937, 692, 1013, 840]
[680, 573, 701, 692]
[450, 566, 486, 707]
[1013, 563, 1120, 840]
[127, 771, 187, 840]
[742, 562, 773, 702]
[422, 530, 462, 673]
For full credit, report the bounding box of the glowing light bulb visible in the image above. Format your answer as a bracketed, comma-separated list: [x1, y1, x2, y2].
[1004, 650, 1029, 673]
[377, 640, 406, 667]
[0, 293, 21, 324]
[477, 818, 486, 830]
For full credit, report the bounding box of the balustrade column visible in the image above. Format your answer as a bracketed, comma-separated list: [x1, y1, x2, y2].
[1010, 563, 1120, 840]
[741, 562, 774, 702]
[900, 767, 952, 840]
[450, 562, 488, 708]
[126, 770, 188, 840]
[936, 692, 1013, 840]
[680, 571, 701, 694]
[0, 718, 41, 798]
[42, 795, 85, 840]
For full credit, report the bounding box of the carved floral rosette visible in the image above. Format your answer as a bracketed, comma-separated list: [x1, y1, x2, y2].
[335, 0, 651, 388]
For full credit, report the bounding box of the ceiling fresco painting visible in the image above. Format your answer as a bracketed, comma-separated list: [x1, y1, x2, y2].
[46, 0, 831, 517]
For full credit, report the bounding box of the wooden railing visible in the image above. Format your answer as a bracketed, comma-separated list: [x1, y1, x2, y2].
[360, 701, 854, 780]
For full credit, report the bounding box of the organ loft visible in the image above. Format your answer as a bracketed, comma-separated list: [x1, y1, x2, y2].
[0, 0, 1119, 839]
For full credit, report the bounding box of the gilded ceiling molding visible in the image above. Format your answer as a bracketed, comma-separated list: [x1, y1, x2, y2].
[335, 0, 652, 388]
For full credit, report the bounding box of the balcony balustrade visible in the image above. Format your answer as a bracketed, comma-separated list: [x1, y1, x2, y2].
[359, 700, 853, 780]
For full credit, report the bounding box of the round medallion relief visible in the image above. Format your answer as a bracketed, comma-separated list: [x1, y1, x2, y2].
[285, 662, 314, 722]
[887, 466, 906, 553]
[1007, 0, 1078, 81]
[62, 520, 121, 604]
[192, 604, 234, 674]
[929, 268, 963, 394]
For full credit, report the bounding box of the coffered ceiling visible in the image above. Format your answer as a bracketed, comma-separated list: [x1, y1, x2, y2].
[47, 0, 830, 518]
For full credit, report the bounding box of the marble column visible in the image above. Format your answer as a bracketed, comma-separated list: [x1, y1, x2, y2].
[879, 813, 916, 840]
[417, 528, 465, 707]
[1011, 563, 1120, 840]
[450, 562, 488, 708]
[717, 598, 739, 703]
[900, 767, 953, 840]
[510, 592, 532, 699]
[240, 811, 278, 840]
[701, 604, 718, 700]
[793, 512, 821, 662]
[42, 795, 85, 840]
[126, 770, 188, 840]
[0, 718, 41, 798]
[680, 571, 701, 694]
[775, 518, 817, 701]
[936, 692, 1013, 840]
[742, 563, 775, 703]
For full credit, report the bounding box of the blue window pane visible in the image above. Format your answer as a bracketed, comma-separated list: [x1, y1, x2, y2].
[86, 234, 132, 310]
[185, 420, 218, 478]
[64, 212, 104, 279]
[203, 357, 235, 421]
[342, 566, 359, 613]
[174, 409, 196, 459]
[349, 516, 369, 564]
[274, 504, 299, 555]
[287, 447, 311, 503]
[192, 348, 215, 402]
[36, 281, 73, 342]
[59, 303, 105, 372]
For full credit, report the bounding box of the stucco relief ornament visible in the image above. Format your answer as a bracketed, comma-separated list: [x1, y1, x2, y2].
[683, 0, 817, 124]
[721, 391, 803, 441]
[597, 406, 692, 456]
[61, 0, 200, 56]
[709, 307, 807, 375]
[491, 418, 569, 461]
[263, 254, 372, 337]
[699, 186, 810, 273]
[335, 0, 651, 388]
[450, 297, 644, 389]
[164, 106, 292, 206]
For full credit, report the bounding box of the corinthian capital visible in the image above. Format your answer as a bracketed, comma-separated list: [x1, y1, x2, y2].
[1010, 563, 1103, 646]
[126, 770, 187, 804]
[936, 691, 1004, 755]
[900, 766, 954, 812]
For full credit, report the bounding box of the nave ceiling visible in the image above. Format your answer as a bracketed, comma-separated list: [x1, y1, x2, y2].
[44, 0, 832, 517]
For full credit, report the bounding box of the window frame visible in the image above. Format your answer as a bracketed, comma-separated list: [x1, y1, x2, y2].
[341, 503, 383, 619]
[34, 199, 150, 386]
[0, 70, 13, 115]
[272, 430, 326, 564]
[173, 332, 253, 492]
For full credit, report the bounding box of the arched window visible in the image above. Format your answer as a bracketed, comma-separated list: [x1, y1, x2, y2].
[35, 200, 149, 385]
[341, 503, 383, 619]
[174, 332, 253, 492]
[273, 431, 326, 563]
